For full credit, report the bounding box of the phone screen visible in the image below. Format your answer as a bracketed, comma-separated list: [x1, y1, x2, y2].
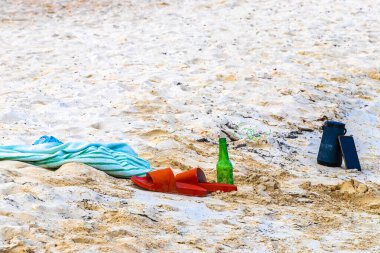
[338, 136, 361, 171]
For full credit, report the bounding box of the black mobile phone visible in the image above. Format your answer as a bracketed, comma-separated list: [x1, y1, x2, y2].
[338, 136, 361, 171]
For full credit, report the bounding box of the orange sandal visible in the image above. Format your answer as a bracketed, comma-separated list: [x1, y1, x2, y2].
[175, 168, 237, 193]
[131, 168, 208, 197]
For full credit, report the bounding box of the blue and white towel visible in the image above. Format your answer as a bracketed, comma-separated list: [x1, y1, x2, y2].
[0, 136, 151, 178]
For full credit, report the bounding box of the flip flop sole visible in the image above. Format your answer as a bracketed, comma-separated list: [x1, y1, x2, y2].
[176, 182, 207, 197]
[198, 182, 237, 192]
[131, 176, 207, 197]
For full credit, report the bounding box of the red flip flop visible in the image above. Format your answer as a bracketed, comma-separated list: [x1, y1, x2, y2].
[131, 168, 208, 197]
[175, 168, 237, 193]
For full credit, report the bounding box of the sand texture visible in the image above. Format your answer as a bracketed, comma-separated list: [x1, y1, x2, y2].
[0, 0, 380, 252]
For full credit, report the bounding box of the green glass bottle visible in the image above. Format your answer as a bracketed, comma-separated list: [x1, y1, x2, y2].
[217, 137, 234, 184]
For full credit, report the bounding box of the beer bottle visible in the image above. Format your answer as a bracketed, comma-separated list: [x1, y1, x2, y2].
[217, 137, 234, 184]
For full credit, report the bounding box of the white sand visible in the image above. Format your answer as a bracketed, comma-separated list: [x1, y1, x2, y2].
[0, 0, 379, 252]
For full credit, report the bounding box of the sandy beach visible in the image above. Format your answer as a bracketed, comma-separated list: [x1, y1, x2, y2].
[0, 0, 379, 252]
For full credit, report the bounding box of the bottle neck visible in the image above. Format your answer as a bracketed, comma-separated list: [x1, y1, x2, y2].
[218, 138, 229, 161]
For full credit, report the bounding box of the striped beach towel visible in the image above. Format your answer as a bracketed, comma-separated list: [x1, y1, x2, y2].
[0, 136, 151, 178]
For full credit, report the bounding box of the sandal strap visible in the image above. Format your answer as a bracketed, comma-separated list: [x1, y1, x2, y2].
[147, 168, 176, 192]
[175, 168, 207, 184]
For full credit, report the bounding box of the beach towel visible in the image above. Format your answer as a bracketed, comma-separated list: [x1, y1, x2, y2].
[0, 136, 151, 178]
